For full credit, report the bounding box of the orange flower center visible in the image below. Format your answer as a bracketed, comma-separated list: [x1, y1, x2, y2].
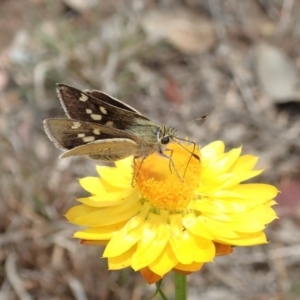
[134, 142, 201, 211]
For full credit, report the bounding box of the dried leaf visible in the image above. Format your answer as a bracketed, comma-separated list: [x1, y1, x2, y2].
[255, 43, 300, 103]
[63, 0, 97, 12]
[143, 9, 216, 55]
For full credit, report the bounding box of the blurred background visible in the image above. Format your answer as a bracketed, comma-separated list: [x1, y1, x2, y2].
[1, 0, 300, 299]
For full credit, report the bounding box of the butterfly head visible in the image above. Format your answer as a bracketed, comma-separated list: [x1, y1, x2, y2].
[157, 125, 177, 146]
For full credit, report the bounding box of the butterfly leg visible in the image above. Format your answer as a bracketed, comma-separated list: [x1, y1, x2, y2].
[131, 156, 147, 187]
[171, 139, 200, 178]
[131, 158, 137, 188]
[162, 149, 183, 181]
[183, 140, 198, 178]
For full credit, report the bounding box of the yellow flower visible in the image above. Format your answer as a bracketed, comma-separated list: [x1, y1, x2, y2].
[65, 141, 278, 284]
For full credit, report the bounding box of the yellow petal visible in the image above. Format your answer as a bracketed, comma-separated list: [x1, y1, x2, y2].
[66, 196, 141, 226]
[198, 216, 239, 239]
[174, 262, 203, 273]
[115, 157, 134, 173]
[149, 243, 178, 276]
[132, 213, 171, 270]
[182, 213, 214, 240]
[201, 141, 225, 158]
[171, 231, 215, 264]
[74, 222, 127, 240]
[169, 214, 183, 240]
[216, 231, 268, 245]
[96, 165, 132, 189]
[108, 246, 137, 270]
[79, 176, 122, 194]
[231, 184, 279, 200]
[105, 222, 144, 258]
[211, 147, 242, 174]
[192, 199, 248, 214]
[78, 192, 133, 207]
[65, 204, 96, 222]
[198, 170, 263, 193]
[104, 203, 151, 257]
[230, 155, 258, 172]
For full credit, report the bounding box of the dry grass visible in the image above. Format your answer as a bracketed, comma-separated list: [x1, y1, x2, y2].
[1, 0, 300, 299]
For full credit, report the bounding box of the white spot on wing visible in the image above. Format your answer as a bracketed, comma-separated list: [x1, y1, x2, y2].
[99, 106, 107, 114]
[93, 129, 101, 135]
[71, 122, 81, 129]
[106, 121, 114, 126]
[78, 133, 85, 138]
[79, 94, 88, 102]
[86, 109, 92, 114]
[83, 136, 95, 142]
[91, 114, 102, 120]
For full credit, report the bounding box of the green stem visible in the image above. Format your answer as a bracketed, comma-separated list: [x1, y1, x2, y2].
[154, 280, 168, 300]
[174, 273, 186, 300]
[157, 287, 168, 300]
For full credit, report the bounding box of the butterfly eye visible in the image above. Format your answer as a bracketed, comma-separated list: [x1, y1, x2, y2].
[161, 136, 170, 145]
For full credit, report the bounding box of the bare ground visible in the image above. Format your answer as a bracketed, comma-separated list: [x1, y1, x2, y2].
[1, 0, 300, 299]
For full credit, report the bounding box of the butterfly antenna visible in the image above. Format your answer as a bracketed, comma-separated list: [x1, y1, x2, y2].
[177, 115, 208, 125]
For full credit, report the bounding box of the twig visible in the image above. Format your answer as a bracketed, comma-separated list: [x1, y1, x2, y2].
[67, 276, 88, 300]
[5, 253, 32, 300]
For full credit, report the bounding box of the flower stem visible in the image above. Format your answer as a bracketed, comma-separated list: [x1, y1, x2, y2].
[174, 273, 186, 300]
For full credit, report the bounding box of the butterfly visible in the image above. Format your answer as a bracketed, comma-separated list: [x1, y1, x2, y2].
[44, 84, 200, 178]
